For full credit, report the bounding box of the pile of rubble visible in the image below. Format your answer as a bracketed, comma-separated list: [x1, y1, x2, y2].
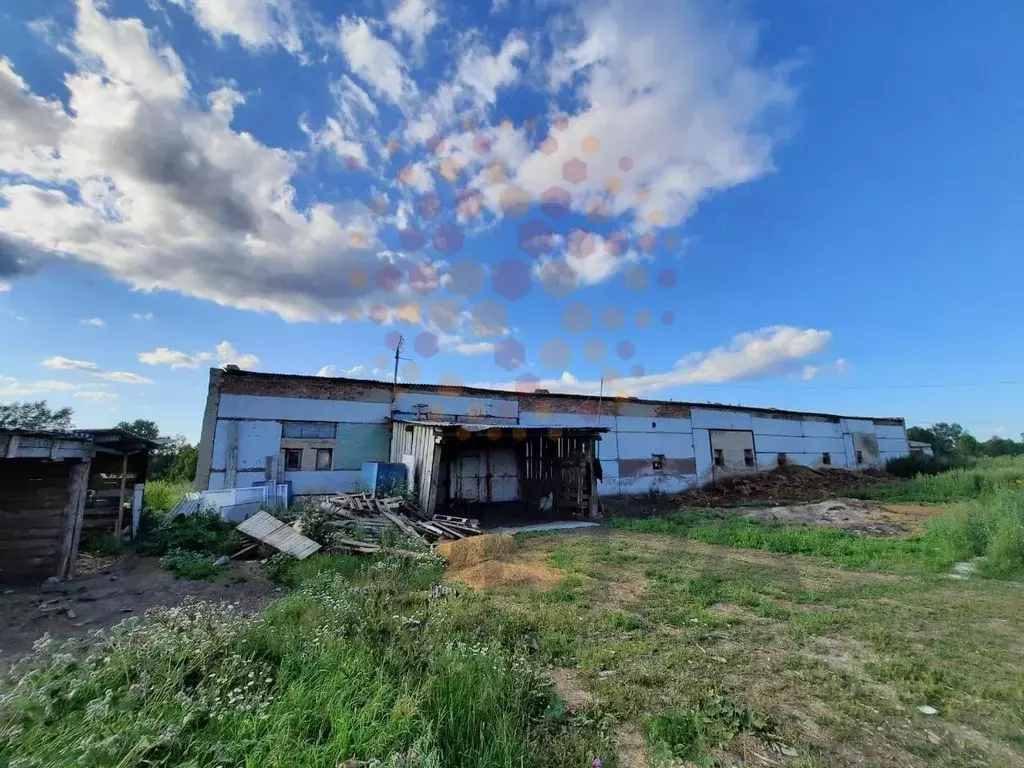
[311, 493, 482, 554]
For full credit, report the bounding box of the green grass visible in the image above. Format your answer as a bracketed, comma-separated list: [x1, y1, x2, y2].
[142, 479, 193, 514]
[0, 553, 617, 768]
[479, 529, 1024, 767]
[611, 458, 1024, 580]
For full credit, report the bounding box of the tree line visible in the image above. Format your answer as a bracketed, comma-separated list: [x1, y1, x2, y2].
[907, 422, 1024, 459]
[0, 400, 198, 482]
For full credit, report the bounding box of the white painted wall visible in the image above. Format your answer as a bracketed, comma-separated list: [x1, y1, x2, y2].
[211, 419, 282, 471]
[691, 409, 753, 431]
[218, 394, 389, 423]
[395, 393, 517, 420]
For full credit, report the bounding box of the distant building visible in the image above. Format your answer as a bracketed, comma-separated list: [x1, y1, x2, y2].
[908, 440, 935, 457]
[195, 368, 910, 524]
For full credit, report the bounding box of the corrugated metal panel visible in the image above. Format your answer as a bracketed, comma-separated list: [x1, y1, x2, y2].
[391, 423, 439, 512]
[334, 423, 390, 470]
[237, 511, 320, 559]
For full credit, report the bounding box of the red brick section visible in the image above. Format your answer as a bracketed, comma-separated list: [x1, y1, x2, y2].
[220, 374, 393, 402]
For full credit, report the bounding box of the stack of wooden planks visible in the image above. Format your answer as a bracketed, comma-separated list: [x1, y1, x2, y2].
[316, 493, 482, 553]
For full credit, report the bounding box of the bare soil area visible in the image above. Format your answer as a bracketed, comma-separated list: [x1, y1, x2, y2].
[0, 555, 280, 662]
[731, 498, 944, 536]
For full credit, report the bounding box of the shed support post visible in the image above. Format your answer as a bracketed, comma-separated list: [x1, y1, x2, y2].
[59, 461, 90, 579]
[115, 452, 128, 539]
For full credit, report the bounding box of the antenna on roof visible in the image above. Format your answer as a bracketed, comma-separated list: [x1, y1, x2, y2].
[392, 335, 403, 391]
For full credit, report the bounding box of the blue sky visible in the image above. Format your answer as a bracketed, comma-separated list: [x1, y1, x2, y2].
[1, 0, 1021, 443]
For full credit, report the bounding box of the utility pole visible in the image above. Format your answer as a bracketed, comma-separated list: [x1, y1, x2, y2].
[388, 335, 404, 459]
[392, 335, 403, 392]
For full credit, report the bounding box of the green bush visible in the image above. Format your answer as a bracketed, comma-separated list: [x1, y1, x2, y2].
[885, 452, 972, 478]
[160, 549, 219, 580]
[136, 512, 242, 559]
[142, 479, 192, 515]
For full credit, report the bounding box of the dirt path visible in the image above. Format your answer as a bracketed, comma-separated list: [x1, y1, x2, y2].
[0, 556, 280, 663]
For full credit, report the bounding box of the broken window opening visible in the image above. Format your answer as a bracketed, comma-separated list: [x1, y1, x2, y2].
[777, 452, 788, 466]
[856, 450, 864, 465]
[713, 448, 725, 468]
[822, 452, 832, 465]
[652, 453, 665, 471]
[315, 448, 333, 471]
[284, 448, 302, 470]
[282, 421, 336, 439]
[743, 448, 754, 467]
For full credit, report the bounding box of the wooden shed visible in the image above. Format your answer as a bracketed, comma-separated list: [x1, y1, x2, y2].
[0, 430, 93, 584]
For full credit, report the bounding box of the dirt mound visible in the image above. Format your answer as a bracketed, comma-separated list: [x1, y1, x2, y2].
[437, 534, 516, 569]
[684, 465, 884, 506]
[452, 560, 565, 589]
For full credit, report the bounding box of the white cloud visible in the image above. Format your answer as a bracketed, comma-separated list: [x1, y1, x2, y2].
[834, 358, 851, 374]
[509, 0, 794, 231]
[138, 340, 259, 370]
[338, 17, 416, 104]
[800, 365, 820, 381]
[0, 282, 10, 292]
[95, 371, 154, 384]
[75, 389, 117, 403]
[167, 0, 303, 55]
[0, 376, 79, 397]
[132, 312, 154, 321]
[387, 0, 439, 53]
[0, 0, 416, 321]
[80, 317, 105, 327]
[42, 356, 100, 371]
[490, 0, 509, 12]
[137, 347, 211, 369]
[215, 340, 260, 369]
[476, 326, 832, 396]
[456, 33, 528, 106]
[316, 364, 366, 377]
[301, 116, 367, 166]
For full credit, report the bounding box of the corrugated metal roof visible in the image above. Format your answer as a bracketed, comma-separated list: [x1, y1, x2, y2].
[393, 418, 608, 432]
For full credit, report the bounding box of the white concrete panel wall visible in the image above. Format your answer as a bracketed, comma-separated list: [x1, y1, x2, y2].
[211, 420, 283, 471]
[693, 428, 714, 484]
[596, 434, 618, 460]
[615, 475, 697, 495]
[395, 393, 517, 420]
[874, 424, 907, 440]
[751, 417, 803, 436]
[843, 433, 857, 467]
[876, 437, 909, 453]
[616, 416, 692, 432]
[842, 418, 875, 434]
[285, 470, 362, 495]
[752, 434, 848, 455]
[757, 453, 839, 469]
[691, 409, 753, 431]
[519, 411, 616, 429]
[208, 469, 264, 490]
[800, 420, 845, 438]
[218, 394, 389, 423]
[617, 431, 695, 459]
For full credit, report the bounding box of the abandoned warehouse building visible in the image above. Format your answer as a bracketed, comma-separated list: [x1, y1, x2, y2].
[196, 368, 910, 525]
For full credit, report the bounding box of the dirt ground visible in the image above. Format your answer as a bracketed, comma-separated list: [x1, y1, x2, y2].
[730, 498, 944, 536]
[0, 555, 280, 662]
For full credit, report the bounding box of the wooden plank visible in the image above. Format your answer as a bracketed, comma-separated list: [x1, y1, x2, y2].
[236, 511, 321, 560]
[380, 509, 420, 538]
[65, 461, 90, 577]
[114, 452, 128, 542]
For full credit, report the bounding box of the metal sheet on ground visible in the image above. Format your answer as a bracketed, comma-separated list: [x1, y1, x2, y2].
[236, 511, 321, 560]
